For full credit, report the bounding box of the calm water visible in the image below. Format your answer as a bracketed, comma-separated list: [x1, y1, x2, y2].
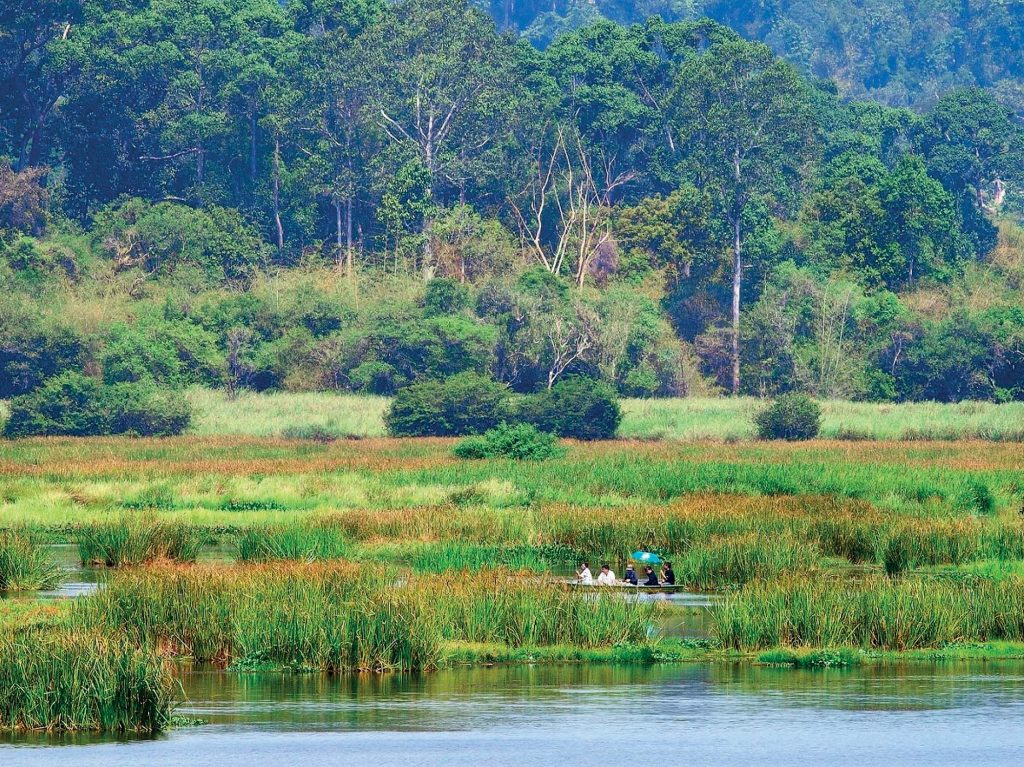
[4, 661, 1024, 766]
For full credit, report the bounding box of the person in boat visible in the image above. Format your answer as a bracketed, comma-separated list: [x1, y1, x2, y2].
[643, 565, 659, 587]
[597, 564, 616, 585]
[578, 561, 593, 585]
[623, 564, 638, 585]
[661, 562, 675, 586]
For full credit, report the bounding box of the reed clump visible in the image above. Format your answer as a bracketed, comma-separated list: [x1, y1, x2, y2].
[235, 523, 350, 562]
[0, 532, 63, 591]
[674, 533, 820, 590]
[0, 629, 173, 733]
[713, 575, 1024, 651]
[73, 562, 654, 671]
[77, 517, 207, 566]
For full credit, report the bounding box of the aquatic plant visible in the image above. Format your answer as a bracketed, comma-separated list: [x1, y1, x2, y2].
[0, 629, 173, 733]
[77, 517, 207, 566]
[0, 532, 63, 591]
[235, 523, 350, 562]
[73, 563, 654, 671]
[713, 575, 1024, 651]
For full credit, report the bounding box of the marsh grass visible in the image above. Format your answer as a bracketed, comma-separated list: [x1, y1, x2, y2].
[235, 523, 350, 562]
[0, 629, 172, 733]
[620, 398, 1024, 441]
[77, 517, 207, 566]
[181, 390, 1024, 442]
[355, 541, 559, 573]
[74, 563, 654, 671]
[0, 532, 63, 591]
[187, 388, 388, 439]
[713, 576, 1024, 651]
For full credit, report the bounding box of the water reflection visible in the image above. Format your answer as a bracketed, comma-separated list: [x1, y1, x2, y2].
[5, 661, 1024, 765]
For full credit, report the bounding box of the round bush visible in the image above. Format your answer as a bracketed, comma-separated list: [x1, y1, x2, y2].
[520, 376, 621, 440]
[104, 382, 192, 436]
[3, 372, 109, 437]
[385, 372, 510, 437]
[453, 422, 564, 461]
[3, 373, 192, 438]
[754, 393, 822, 441]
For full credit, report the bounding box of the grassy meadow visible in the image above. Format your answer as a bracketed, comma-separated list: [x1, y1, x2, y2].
[2, 429, 1024, 731]
[183, 389, 1024, 442]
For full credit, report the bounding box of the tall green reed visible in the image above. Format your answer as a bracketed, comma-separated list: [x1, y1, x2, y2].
[0, 532, 62, 591]
[0, 629, 172, 733]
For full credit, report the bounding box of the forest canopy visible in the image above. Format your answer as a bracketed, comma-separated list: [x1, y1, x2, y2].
[1, 0, 1023, 405]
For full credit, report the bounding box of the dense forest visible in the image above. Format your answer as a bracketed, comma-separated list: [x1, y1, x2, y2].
[482, 0, 1024, 111]
[2, 0, 1023, 411]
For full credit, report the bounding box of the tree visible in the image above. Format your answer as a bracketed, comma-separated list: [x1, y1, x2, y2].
[510, 124, 634, 286]
[670, 40, 817, 394]
[355, 0, 521, 273]
[918, 87, 1024, 256]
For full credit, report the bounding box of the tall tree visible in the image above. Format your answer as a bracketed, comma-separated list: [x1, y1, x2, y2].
[670, 40, 816, 394]
[354, 0, 520, 274]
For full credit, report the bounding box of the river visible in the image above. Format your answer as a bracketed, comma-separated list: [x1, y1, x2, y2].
[4, 661, 1024, 765]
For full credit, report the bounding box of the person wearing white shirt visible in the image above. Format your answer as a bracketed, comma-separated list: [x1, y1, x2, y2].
[577, 562, 593, 585]
[596, 564, 616, 585]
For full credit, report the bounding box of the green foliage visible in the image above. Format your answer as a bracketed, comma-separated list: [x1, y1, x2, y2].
[0, 313, 87, 398]
[755, 393, 822, 441]
[101, 318, 223, 387]
[3, 373, 191, 438]
[4, 372, 109, 438]
[423, 277, 470, 316]
[92, 199, 269, 282]
[385, 372, 511, 436]
[521, 376, 622, 440]
[105, 382, 193, 437]
[453, 422, 565, 460]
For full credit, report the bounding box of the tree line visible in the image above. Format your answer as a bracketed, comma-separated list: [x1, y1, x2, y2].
[1, 0, 1023, 404]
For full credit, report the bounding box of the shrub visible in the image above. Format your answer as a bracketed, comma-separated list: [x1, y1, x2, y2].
[520, 376, 621, 440]
[0, 314, 87, 398]
[101, 318, 223, 387]
[104, 382, 192, 436]
[754, 393, 822, 441]
[3, 374, 191, 438]
[3, 372, 109, 437]
[386, 373, 510, 436]
[423, 277, 470, 316]
[453, 422, 565, 460]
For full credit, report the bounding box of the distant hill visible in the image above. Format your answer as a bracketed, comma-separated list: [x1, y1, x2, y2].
[477, 0, 1024, 111]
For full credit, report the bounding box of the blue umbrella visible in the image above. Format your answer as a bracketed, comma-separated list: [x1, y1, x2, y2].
[631, 551, 662, 565]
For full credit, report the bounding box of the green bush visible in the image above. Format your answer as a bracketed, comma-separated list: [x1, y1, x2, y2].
[3, 372, 109, 437]
[453, 422, 565, 460]
[0, 315, 87, 398]
[105, 382, 192, 436]
[754, 393, 822, 441]
[3, 373, 191, 438]
[385, 373, 510, 436]
[423, 277, 470, 317]
[520, 376, 621, 440]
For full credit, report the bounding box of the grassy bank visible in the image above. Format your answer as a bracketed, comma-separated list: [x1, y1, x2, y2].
[715, 575, 1024, 651]
[182, 388, 1024, 442]
[74, 563, 656, 672]
[0, 629, 172, 733]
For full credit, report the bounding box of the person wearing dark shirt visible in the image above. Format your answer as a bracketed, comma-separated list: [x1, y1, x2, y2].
[661, 563, 675, 586]
[622, 564, 638, 585]
[643, 566, 659, 587]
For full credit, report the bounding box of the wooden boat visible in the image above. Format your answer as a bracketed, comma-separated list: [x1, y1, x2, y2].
[555, 579, 692, 592]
